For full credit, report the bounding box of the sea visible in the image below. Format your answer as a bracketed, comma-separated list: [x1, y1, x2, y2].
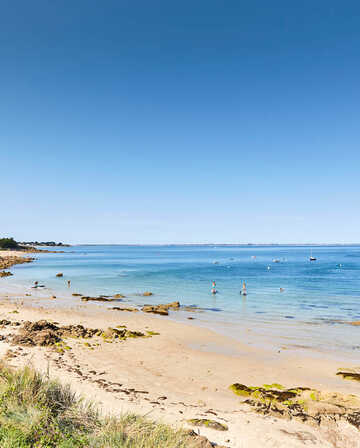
[2, 244, 360, 360]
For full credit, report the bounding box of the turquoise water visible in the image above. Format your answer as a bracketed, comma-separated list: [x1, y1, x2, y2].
[3, 245, 360, 358]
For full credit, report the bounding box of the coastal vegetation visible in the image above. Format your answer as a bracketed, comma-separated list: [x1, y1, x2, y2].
[0, 238, 19, 249]
[0, 362, 199, 448]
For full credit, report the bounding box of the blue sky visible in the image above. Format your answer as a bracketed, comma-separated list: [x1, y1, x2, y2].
[1, 1, 359, 244]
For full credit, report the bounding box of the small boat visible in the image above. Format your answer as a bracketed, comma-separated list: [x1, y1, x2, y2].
[309, 249, 317, 261]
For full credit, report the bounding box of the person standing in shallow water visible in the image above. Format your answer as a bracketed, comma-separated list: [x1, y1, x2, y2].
[242, 281, 247, 296]
[67, 280, 71, 288]
[211, 281, 217, 294]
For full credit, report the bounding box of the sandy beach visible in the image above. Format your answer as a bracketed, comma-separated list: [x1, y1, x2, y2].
[1, 251, 360, 447]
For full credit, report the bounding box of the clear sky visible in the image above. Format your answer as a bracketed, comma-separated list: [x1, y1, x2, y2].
[1, 1, 359, 244]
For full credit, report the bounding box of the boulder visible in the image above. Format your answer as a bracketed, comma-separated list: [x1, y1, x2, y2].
[141, 305, 169, 316]
[56, 273, 63, 277]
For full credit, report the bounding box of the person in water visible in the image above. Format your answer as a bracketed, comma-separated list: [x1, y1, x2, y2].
[211, 281, 217, 294]
[67, 280, 71, 288]
[242, 281, 247, 296]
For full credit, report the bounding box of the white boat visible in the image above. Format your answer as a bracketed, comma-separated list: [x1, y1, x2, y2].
[309, 249, 317, 261]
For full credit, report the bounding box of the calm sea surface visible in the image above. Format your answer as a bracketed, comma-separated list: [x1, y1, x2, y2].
[3, 245, 360, 359]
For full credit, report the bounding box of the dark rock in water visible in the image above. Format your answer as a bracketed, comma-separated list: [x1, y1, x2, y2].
[111, 307, 138, 312]
[72, 293, 82, 297]
[141, 301, 180, 316]
[113, 293, 125, 299]
[81, 296, 115, 302]
[56, 273, 63, 277]
[142, 305, 168, 316]
[187, 418, 228, 431]
[143, 291, 153, 296]
[0, 271, 12, 278]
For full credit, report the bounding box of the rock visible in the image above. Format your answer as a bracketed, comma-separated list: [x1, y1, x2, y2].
[56, 273, 63, 277]
[102, 327, 145, 339]
[0, 255, 35, 271]
[141, 301, 181, 316]
[51, 295, 56, 299]
[141, 305, 169, 316]
[337, 371, 360, 382]
[111, 307, 139, 312]
[229, 381, 360, 432]
[113, 293, 125, 299]
[72, 293, 82, 296]
[187, 419, 228, 431]
[81, 296, 115, 302]
[143, 291, 153, 296]
[185, 430, 220, 447]
[0, 271, 13, 278]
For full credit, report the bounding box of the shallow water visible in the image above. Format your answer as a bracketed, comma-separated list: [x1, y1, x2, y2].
[2, 245, 360, 360]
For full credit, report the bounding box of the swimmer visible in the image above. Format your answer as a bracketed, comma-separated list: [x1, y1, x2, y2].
[67, 280, 71, 288]
[280, 287, 284, 293]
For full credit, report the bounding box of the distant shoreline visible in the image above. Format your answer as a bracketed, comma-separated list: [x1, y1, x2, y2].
[72, 243, 360, 247]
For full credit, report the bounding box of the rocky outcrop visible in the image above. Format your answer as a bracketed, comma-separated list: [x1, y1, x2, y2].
[141, 301, 180, 316]
[0, 271, 13, 278]
[56, 273, 63, 277]
[10, 320, 153, 348]
[11, 320, 102, 347]
[0, 256, 35, 270]
[229, 382, 360, 431]
[143, 291, 153, 296]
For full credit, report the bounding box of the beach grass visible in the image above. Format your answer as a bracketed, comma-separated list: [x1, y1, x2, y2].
[0, 362, 192, 447]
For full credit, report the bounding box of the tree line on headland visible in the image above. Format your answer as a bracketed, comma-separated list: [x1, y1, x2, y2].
[0, 238, 69, 249]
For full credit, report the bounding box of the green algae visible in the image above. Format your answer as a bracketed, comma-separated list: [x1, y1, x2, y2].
[337, 371, 360, 382]
[187, 419, 228, 431]
[263, 383, 284, 390]
[146, 330, 160, 336]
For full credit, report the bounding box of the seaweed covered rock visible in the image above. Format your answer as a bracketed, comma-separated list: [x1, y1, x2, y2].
[102, 327, 145, 339]
[141, 301, 180, 316]
[0, 271, 13, 278]
[337, 371, 360, 382]
[229, 382, 360, 431]
[187, 419, 228, 431]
